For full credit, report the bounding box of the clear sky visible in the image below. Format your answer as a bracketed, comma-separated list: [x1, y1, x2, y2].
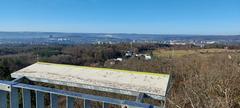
[0, 0, 239, 35]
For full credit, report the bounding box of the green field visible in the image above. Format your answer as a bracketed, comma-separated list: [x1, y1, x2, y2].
[153, 48, 239, 58]
[153, 49, 196, 58]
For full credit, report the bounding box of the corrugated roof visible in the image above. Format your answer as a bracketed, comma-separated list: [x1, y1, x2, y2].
[11, 62, 170, 97]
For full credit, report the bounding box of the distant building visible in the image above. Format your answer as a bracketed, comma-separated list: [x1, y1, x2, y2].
[206, 41, 216, 44]
[135, 54, 142, 57]
[104, 58, 123, 66]
[144, 55, 152, 60]
[125, 51, 133, 57]
[169, 40, 186, 45]
[134, 53, 152, 60]
[115, 58, 123, 62]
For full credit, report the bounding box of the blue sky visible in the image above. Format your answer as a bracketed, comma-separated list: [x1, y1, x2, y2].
[0, 0, 239, 35]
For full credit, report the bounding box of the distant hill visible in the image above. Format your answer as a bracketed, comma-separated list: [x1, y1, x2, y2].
[0, 31, 239, 44]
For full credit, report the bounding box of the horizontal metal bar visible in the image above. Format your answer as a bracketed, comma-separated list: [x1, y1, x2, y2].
[147, 94, 166, 101]
[12, 76, 26, 83]
[0, 80, 160, 108]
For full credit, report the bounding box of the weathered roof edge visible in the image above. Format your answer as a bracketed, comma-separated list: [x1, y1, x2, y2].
[36, 62, 170, 77]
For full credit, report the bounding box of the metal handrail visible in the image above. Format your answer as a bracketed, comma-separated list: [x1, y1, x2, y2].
[0, 79, 162, 108]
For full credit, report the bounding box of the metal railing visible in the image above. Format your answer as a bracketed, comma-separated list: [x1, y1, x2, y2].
[0, 77, 163, 108]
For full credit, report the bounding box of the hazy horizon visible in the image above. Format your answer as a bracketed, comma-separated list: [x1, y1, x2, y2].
[0, 30, 239, 36]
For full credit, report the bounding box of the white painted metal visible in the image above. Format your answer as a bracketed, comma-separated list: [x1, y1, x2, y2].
[0, 83, 11, 91]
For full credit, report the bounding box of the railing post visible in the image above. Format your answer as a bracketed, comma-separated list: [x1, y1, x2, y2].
[10, 87, 19, 108]
[84, 99, 91, 108]
[66, 96, 74, 108]
[22, 89, 31, 108]
[103, 102, 110, 108]
[36, 91, 45, 108]
[50, 93, 58, 108]
[0, 90, 7, 108]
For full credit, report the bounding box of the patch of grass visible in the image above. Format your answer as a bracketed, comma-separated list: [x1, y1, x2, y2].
[198, 48, 238, 53]
[153, 49, 197, 58]
[153, 48, 240, 58]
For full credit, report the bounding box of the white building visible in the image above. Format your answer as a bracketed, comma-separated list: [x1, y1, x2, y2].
[144, 55, 152, 60]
